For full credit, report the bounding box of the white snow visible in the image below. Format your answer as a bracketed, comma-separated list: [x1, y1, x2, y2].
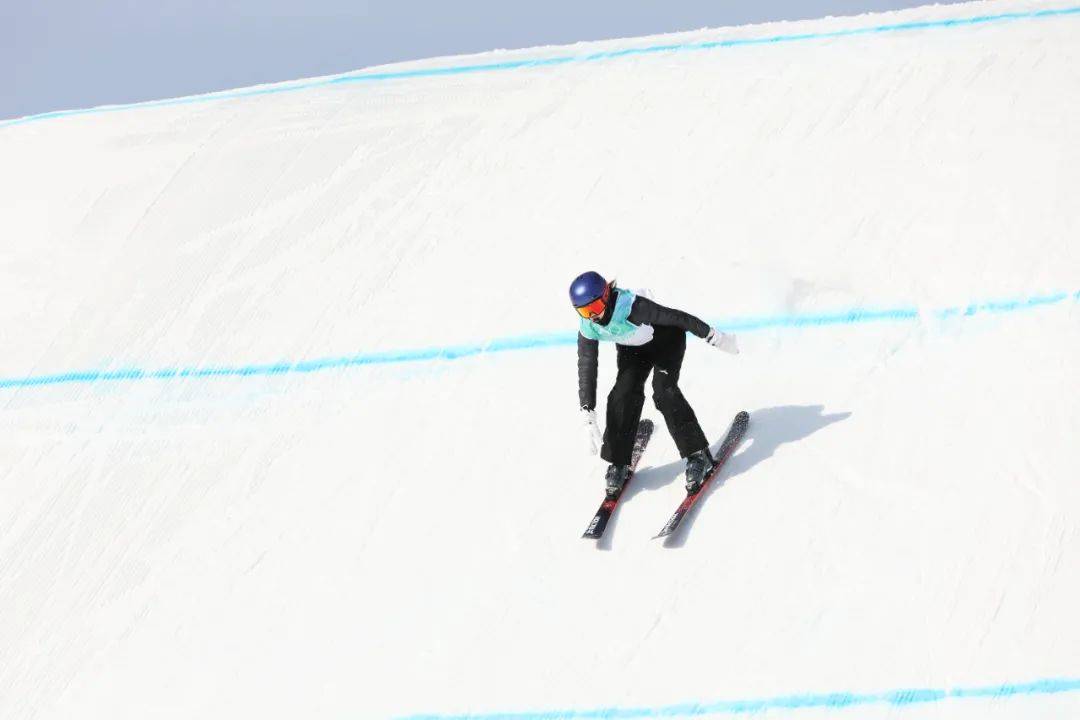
[1, 1, 1079, 718]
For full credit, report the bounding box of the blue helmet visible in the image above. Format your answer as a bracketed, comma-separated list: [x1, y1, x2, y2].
[569, 271, 608, 307]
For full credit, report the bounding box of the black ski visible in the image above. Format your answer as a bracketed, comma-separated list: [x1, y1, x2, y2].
[582, 419, 655, 539]
[653, 411, 749, 539]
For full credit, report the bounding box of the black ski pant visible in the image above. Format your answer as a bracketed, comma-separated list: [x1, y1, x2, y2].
[601, 325, 709, 466]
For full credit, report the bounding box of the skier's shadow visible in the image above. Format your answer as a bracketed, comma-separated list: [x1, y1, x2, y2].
[596, 405, 851, 550]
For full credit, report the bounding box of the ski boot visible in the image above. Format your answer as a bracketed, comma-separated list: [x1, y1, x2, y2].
[605, 463, 631, 499]
[684, 448, 715, 494]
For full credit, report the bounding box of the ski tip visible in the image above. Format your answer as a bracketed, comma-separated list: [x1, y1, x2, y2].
[736, 410, 750, 422]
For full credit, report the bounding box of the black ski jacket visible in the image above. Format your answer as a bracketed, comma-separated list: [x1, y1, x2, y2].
[577, 290, 710, 411]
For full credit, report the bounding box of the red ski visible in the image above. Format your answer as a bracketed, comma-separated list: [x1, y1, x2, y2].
[582, 419, 654, 539]
[653, 411, 749, 539]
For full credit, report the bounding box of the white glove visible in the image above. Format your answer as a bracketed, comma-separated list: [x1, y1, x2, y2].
[705, 328, 739, 355]
[582, 408, 603, 455]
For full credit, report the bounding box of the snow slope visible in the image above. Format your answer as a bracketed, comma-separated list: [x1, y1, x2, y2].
[2, 1, 1079, 718]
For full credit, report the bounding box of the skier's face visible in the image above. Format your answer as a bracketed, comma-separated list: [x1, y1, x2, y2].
[575, 296, 606, 320]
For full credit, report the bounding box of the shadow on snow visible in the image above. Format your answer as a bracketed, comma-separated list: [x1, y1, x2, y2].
[595, 404, 851, 550]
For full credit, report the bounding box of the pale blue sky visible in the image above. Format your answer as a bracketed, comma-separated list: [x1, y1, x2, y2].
[3, 1, 967, 120]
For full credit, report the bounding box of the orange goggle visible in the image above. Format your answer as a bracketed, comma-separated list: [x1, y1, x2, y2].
[575, 296, 607, 319]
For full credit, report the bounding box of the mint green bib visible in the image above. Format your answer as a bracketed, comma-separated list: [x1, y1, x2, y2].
[579, 290, 653, 346]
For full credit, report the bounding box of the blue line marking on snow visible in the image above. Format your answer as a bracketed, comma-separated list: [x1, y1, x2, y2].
[0, 290, 1077, 391]
[398, 677, 1080, 719]
[2, 6, 1079, 128]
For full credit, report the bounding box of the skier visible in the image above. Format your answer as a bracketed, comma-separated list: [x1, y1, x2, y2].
[571, 271, 739, 499]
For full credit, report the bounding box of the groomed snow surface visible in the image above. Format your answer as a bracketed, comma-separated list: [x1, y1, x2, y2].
[2, 1, 1079, 718]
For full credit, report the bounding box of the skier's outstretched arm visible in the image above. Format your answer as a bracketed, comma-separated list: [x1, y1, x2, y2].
[628, 297, 710, 337]
[629, 297, 739, 354]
